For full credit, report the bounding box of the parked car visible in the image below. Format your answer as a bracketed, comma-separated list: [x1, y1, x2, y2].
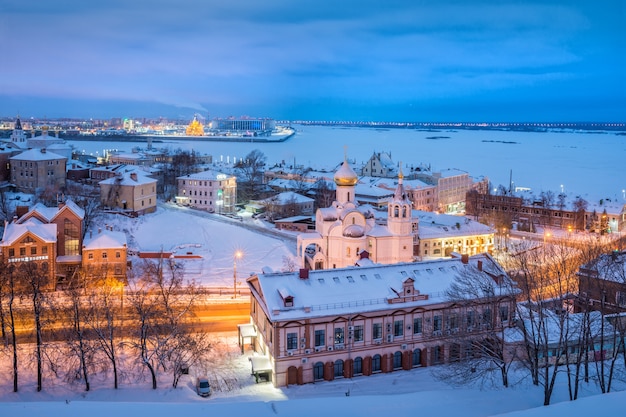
[196, 376, 211, 397]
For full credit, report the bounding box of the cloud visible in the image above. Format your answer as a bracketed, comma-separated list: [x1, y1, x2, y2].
[0, 1, 623, 120]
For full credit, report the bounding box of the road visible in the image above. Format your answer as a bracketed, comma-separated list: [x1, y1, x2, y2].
[9, 298, 251, 344]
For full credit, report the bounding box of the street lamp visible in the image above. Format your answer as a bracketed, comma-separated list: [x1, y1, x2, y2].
[233, 250, 243, 298]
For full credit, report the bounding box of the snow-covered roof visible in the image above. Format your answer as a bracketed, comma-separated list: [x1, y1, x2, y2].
[9, 148, 67, 161]
[414, 210, 494, 238]
[83, 229, 127, 250]
[18, 199, 85, 223]
[99, 170, 156, 186]
[260, 191, 313, 205]
[1, 220, 57, 245]
[250, 253, 511, 321]
[177, 169, 233, 181]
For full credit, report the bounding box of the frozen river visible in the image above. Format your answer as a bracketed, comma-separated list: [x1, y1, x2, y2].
[69, 125, 626, 204]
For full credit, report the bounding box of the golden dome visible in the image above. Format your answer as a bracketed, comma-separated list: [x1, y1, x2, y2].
[334, 158, 358, 186]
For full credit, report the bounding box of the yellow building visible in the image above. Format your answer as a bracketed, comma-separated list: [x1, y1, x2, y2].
[99, 171, 157, 216]
[186, 115, 204, 136]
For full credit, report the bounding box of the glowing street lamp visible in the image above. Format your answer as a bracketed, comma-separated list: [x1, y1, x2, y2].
[233, 251, 243, 298]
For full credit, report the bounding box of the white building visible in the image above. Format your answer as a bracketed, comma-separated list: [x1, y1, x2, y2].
[175, 170, 237, 214]
[297, 155, 416, 270]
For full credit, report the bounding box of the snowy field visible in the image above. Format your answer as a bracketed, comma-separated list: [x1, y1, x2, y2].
[104, 203, 296, 287]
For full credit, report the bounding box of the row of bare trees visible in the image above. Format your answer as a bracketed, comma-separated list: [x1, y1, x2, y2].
[0, 257, 211, 393]
[436, 233, 626, 406]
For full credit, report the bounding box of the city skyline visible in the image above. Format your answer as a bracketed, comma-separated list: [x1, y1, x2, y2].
[1, 1, 624, 122]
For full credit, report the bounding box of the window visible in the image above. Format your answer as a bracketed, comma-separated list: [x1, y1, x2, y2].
[433, 315, 442, 332]
[20, 248, 25, 256]
[8, 248, 14, 257]
[116, 251, 121, 258]
[287, 332, 298, 350]
[413, 317, 422, 334]
[88, 253, 94, 260]
[102, 252, 108, 259]
[353, 357, 363, 375]
[393, 351, 403, 369]
[373, 323, 382, 340]
[412, 349, 422, 367]
[394, 320, 404, 337]
[334, 327, 344, 345]
[314, 329, 325, 347]
[42, 246, 47, 255]
[313, 362, 324, 380]
[499, 305, 509, 323]
[372, 354, 382, 373]
[64, 219, 80, 256]
[334, 360, 344, 377]
[353, 325, 364, 342]
[30, 247, 37, 255]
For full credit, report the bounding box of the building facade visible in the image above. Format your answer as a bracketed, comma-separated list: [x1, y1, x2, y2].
[175, 170, 237, 214]
[99, 171, 157, 216]
[10, 148, 67, 193]
[82, 227, 128, 281]
[245, 253, 517, 387]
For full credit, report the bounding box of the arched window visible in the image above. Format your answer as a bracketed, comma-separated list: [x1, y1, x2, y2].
[353, 357, 363, 375]
[412, 349, 422, 367]
[372, 354, 382, 373]
[346, 247, 351, 257]
[402, 206, 407, 218]
[334, 359, 344, 378]
[313, 362, 324, 380]
[394, 205, 399, 217]
[393, 351, 403, 369]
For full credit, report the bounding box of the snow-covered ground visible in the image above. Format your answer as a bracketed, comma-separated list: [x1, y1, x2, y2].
[107, 203, 296, 287]
[2, 333, 625, 416]
[2, 125, 625, 415]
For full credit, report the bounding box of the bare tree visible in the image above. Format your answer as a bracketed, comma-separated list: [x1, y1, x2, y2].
[235, 149, 267, 202]
[434, 263, 518, 388]
[84, 273, 125, 389]
[17, 261, 54, 392]
[0, 263, 20, 392]
[312, 178, 334, 210]
[127, 257, 207, 389]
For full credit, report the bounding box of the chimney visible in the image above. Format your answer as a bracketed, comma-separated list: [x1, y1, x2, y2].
[461, 254, 469, 264]
[130, 172, 137, 181]
[477, 260, 483, 271]
[299, 268, 309, 279]
[41, 148, 46, 154]
[98, 228, 102, 234]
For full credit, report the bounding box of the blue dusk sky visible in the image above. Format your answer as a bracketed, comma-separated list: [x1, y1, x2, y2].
[0, 0, 624, 122]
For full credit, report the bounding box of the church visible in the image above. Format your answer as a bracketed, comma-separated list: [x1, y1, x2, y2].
[297, 154, 416, 269]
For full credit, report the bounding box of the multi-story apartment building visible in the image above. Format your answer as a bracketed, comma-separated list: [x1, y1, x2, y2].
[175, 170, 237, 214]
[465, 190, 625, 233]
[415, 210, 494, 258]
[9, 148, 67, 193]
[99, 171, 157, 216]
[244, 253, 517, 387]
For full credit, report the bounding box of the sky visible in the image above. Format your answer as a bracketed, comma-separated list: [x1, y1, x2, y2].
[1, 0, 624, 122]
